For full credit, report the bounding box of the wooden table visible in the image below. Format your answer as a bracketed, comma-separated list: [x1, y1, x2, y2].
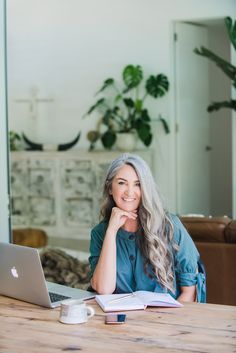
[0, 295, 236, 353]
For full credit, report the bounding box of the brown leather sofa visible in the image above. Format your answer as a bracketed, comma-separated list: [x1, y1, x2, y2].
[12, 228, 48, 248]
[180, 216, 236, 306]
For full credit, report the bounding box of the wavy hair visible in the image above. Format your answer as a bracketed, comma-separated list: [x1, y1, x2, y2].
[100, 153, 177, 293]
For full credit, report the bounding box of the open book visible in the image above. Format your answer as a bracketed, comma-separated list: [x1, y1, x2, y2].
[95, 290, 183, 312]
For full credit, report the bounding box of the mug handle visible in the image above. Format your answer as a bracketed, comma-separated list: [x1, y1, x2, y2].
[87, 306, 95, 319]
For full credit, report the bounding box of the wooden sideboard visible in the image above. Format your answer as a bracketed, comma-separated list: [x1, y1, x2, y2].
[10, 150, 152, 241]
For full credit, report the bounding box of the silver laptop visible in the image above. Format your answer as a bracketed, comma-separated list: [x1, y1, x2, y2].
[0, 242, 95, 308]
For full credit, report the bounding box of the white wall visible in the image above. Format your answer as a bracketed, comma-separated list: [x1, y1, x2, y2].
[6, 0, 236, 212]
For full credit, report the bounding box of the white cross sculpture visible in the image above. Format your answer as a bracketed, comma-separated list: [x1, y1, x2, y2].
[14, 86, 54, 120]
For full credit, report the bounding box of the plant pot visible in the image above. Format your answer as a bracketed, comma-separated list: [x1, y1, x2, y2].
[116, 132, 137, 152]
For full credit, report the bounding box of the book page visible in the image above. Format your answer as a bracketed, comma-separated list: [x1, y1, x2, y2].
[95, 293, 145, 312]
[135, 291, 183, 307]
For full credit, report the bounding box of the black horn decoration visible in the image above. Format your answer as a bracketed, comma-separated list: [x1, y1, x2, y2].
[22, 133, 43, 150]
[58, 132, 81, 151]
[22, 132, 81, 151]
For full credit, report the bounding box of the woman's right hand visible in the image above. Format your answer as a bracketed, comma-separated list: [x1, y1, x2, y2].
[107, 207, 137, 233]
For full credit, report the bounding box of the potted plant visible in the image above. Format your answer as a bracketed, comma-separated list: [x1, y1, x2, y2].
[194, 17, 236, 112]
[84, 64, 170, 150]
[9, 131, 22, 151]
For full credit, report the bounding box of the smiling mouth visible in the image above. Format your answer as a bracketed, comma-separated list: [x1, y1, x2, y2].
[122, 198, 136, 202]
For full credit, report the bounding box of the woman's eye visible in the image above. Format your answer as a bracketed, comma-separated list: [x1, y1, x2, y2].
[118, 181, 125, 185]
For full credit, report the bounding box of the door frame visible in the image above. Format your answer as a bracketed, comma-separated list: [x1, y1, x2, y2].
[0, 0, 11, 242]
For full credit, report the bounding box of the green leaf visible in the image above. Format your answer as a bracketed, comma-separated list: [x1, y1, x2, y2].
[146, 74, 169, 98]
[135, 119, 152, 146]
[101, 130, 116, 149]
[194, 46, 236, 86]
[113, 106, 120, 114]
[96, 78, 114, 94]
[207, 99, 236, 112]
[136, 122, 152, 146]
[115, 94, 122, 103]
[85, 98, 105, 115]
[102, 109, 113, 125]
[123, 98, 134, 108]
[159, 117, 170, 133]
[143, 133, 152, 146]
[134, 99, 143, 111]
[123, 65, 143, 91]
[10, 131, 21, 140]
[141, 109, 150, 122]
[225, 17, 236, 50]
[135, 118, 149, 130]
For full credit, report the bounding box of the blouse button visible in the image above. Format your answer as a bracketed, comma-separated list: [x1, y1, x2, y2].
[129, 255, 135, 261]
[129, 234, 135, 240]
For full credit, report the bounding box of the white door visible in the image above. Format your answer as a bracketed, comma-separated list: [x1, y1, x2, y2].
[174, 23, 210, 215]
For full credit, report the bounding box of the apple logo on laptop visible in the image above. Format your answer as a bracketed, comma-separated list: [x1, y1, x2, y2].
[11, 266, 19, 278]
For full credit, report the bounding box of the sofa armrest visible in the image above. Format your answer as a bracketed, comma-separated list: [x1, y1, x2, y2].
[180, 216, 231, 243]
[225, 220, 236, 243]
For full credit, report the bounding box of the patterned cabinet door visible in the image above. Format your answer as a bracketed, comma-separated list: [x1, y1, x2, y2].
[10, 159, 28, 226]
[93, 161, 111, 225]
[28, 158, 56, 226]
[61, 159, 95, 227]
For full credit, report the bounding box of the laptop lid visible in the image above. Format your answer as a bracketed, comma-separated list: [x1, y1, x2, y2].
[0, 242, 95, 308]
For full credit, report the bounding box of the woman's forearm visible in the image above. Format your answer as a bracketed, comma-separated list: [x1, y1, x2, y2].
[91, 228, 117, 294]
[177, 285, 196, 302]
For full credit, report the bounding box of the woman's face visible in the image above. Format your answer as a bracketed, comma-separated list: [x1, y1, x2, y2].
[110, 164, 141, 212]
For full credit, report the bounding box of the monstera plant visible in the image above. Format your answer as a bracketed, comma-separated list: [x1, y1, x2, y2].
[194, 17, 236, 112]
[84, 64, 170, 150]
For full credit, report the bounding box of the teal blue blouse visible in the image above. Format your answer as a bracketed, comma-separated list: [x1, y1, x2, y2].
[89, 215, 200, 299]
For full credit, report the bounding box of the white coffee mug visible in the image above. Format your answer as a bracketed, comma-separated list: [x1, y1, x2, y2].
[59, 299, 95, 324]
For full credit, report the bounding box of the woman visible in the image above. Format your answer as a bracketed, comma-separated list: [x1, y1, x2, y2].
[89, 153, 201, 302]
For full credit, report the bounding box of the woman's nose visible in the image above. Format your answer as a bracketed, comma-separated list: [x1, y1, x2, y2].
[125, 185, 134, 195]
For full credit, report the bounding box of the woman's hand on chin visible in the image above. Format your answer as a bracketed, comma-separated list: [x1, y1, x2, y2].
[108, 207, 137, 233]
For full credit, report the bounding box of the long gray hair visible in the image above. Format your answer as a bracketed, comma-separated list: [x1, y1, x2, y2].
[100, 153, 176, 293]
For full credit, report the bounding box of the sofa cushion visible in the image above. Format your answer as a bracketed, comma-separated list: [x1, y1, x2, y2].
[225, 220, 236, 243]
[180, 216, 231, 243]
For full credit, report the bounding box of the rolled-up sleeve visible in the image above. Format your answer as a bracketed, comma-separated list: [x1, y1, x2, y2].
[88, 222, 106, 279]
[172, 215, 200, 287]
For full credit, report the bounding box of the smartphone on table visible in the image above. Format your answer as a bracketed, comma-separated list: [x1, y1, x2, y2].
[105, 314, 126, 324]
